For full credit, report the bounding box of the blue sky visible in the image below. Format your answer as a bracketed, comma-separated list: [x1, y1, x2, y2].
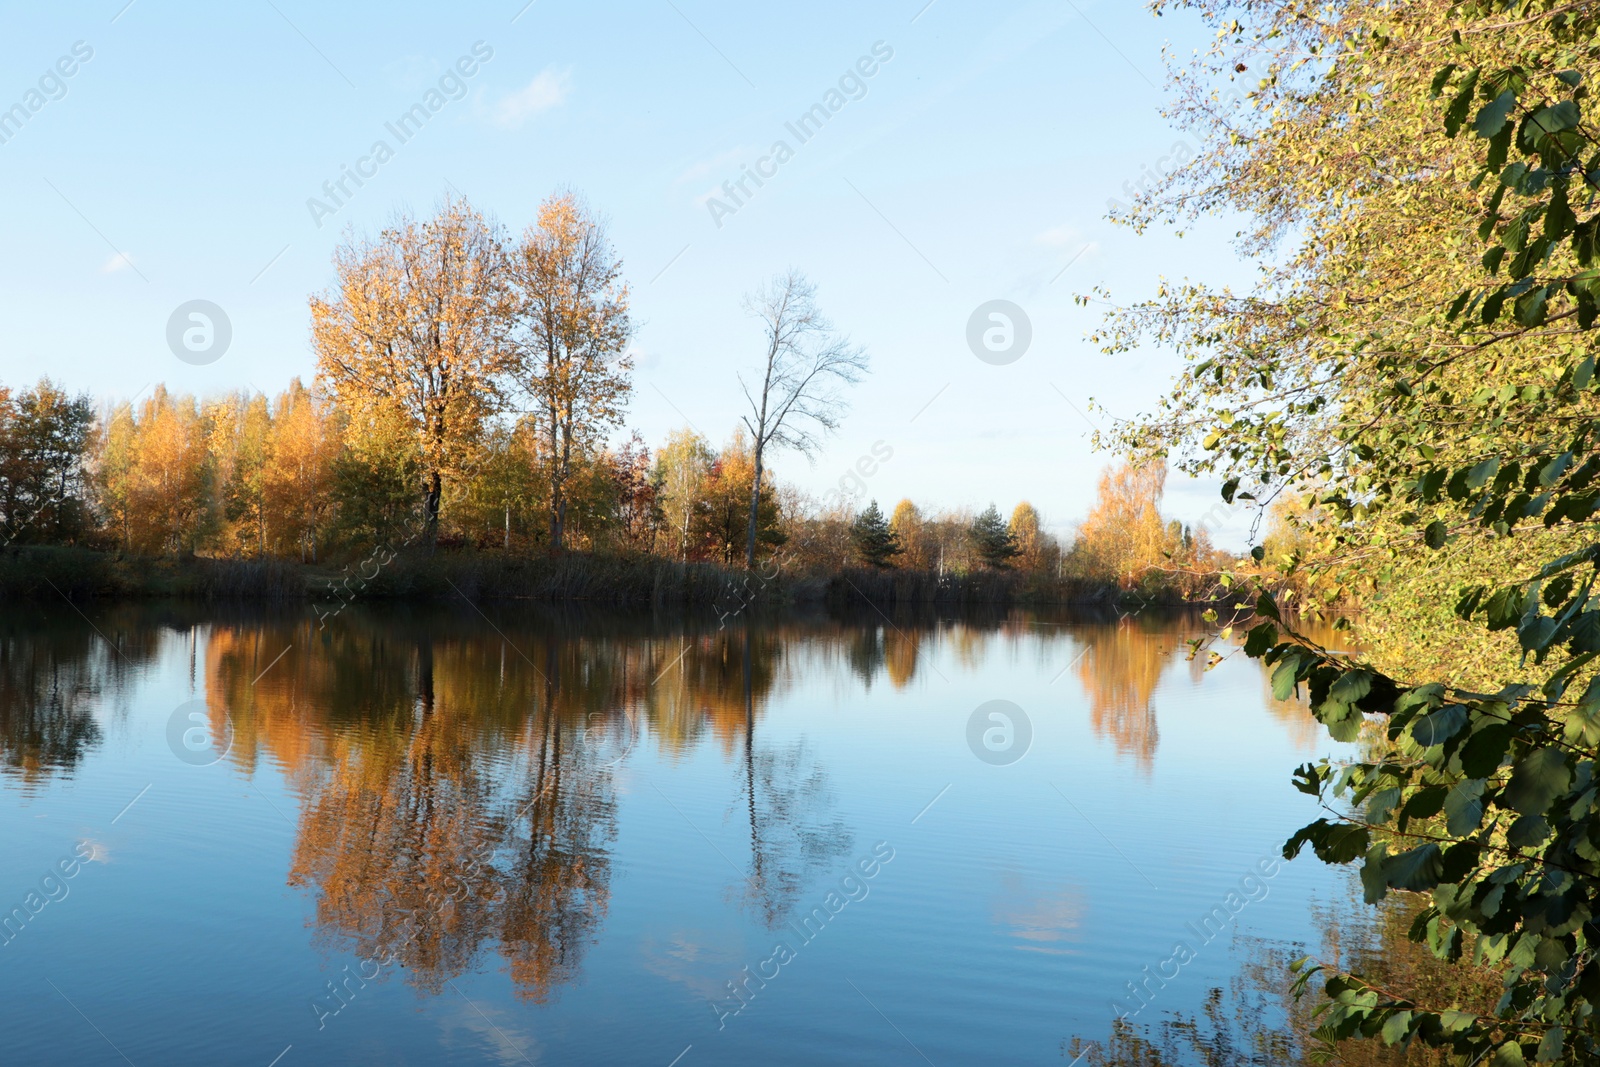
[0, 0, 1256, 546]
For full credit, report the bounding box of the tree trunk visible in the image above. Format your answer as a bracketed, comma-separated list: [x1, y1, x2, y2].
[550, 483, 565, 552]
[744, 448, 764, 570]
[549, 420, 568, 553]
[424, 469, 442, 550]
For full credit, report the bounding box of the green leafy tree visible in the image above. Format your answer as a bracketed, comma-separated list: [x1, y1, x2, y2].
[1111, 1, 1600, 1061]
[970, 504, 1019, 570]
[0, 379, 94, 544]
[848, 500, 901, 568]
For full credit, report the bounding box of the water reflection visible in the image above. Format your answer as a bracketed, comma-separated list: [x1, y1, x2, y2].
[1072, 616, 1173, 773]
[0, 604, 166, 790]
[0, 602, 1328, 1019]
[0, 603, 1325, 794]
[1067, 875, 1501, 1066]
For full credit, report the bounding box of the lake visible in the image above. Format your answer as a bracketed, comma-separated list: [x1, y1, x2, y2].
[0, 600, 1364, 1065]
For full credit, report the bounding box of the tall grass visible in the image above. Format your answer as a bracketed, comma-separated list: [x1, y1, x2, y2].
[0, 546, 1220, 608]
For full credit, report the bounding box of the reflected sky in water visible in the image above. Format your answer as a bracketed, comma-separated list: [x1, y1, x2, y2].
[0, 602, 1350, 1065]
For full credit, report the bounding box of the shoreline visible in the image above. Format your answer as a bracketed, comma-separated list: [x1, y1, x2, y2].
[0, 545, 1221, 609]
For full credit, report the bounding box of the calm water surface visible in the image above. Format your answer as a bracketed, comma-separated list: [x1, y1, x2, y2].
[0, 602, 1351, 1065]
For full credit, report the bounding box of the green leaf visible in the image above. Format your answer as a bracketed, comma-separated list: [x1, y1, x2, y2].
[1507, 814, 1550, 849]
[1410, 704, 1467, 747]
[1401, 784, 1449, 824]
[1483, 286, 1509, 323]
[1526, 100, 1581, 143]
[1385, 843, 1443, 892]
[1474, 89, 1517, 137]
[1459, 724, 1514, 778]
[1516, 285, 1550, 326]
[1492, 1039, 1527, 1067]
[1504, 747, 1572, 815]
[1445, 68, 1482, 138]
[1272, 658, 1302, 701]
[1361, 842, 1389, 904]
[1445, 779, 1488, 835]
[1429, 63, 1458, 99]
[1565, 697, 1600, 747]
[1424, 520, 1448, 549]
[1244, 622, 1277, 658]
[1380, 1009, 1413, 1045]
[1466, 457, 1500, 490]
[1537, 1027, 1565, 1063]
[1328, 669, 1374, 706]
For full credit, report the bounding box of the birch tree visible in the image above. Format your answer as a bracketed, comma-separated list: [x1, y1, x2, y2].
[654, 427, 713, 561]
[506, 192, 634, 552]
[739, 270, 868, 568]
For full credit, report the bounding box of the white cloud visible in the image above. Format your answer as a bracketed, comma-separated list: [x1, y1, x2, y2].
[99, 252, 135, 274]
[674, 147, 747, 186]
[492, 67, 571, 128]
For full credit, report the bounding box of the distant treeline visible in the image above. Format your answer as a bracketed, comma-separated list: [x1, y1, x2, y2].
[0, 372, 1246, 604]
[0, 192, 1244, 601]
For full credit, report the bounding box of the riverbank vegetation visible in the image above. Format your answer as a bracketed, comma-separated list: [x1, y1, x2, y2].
[0, 195, 1246, 606]
[1101, 0, 1600, 1061]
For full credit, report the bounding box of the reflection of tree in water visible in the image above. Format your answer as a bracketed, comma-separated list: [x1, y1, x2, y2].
[1067, 875, 1501, 1066]
[735, 628, 851, 932]
[205, 606, 863, 992]
[227, 623, 622, 1004]
[498, 643, 616, 1001]
[1072, 618, 1173, 772]
[847, 628, 884, 689]
[0, 641, 102, 787]
[884, 628, 920, 689]
[0, 605, 172, 790]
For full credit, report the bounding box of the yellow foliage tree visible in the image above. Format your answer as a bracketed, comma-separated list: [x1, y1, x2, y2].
[311, 196, 509, 544]
[265, 380, 341, 561]
[1070, 462, 1173, 588]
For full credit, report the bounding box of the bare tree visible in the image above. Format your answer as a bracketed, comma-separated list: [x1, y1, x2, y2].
[739, 270, 869, 568]
[505, 192, 634, 552]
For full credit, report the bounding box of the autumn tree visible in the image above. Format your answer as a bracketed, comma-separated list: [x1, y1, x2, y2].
[330, 405, 426, 551]
[264, 380, 341, 562]
[849, 499, 901, 568]
[1069, 463, 1171, 587]
[207, 392, 273, 557]
[888, 499, 931, 570]
[91, 388, 213, 555]
[456, 419, 546, 551]
[0, 379, 94, 544]
[739, 269, 869, 568]
[1009, 501, 1062, 575]
[1098, 3, 1600, 1058]
[692, 430, 784, 565]
[505, 192, 634, 552]
[654, 428, 714, 561]
[609, 433, 660, 552]
[312, 196, 509, 546]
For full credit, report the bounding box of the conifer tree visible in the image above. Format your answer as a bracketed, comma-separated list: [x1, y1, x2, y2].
[970, 504, 1019, 569]
[849, 499, 901, 568]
